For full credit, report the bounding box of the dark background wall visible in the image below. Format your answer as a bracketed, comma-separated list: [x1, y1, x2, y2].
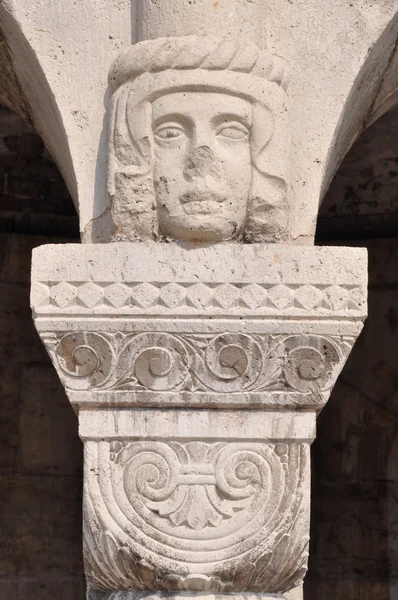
[0, 103, 398, 599]
[0, 107, 83, 599]
[307, 108, 398, 599]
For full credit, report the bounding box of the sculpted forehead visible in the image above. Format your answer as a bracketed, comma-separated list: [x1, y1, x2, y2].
[152, 92, 252, 126]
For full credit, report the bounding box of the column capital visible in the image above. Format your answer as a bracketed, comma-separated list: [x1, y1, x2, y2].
[31, 242, 366, 597]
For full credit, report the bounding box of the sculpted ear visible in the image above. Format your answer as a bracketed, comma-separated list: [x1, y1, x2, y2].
[246, 173, 288, 242]
[246, 102, 289, 242]
[108, 86, 156, 241]
[109, 86, 153, 182]
[250, 103, 274, 166]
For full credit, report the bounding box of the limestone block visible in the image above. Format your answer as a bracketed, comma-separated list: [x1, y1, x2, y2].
[32, 242, 366, 315]
[82, 432, 310, 592]
[32, 242, 366, 414]
[31, 242, 366, 597]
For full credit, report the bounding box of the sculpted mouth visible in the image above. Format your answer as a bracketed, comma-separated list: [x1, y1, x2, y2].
[180, 191, 226, 214]
[180, 191, 226, 205]
[182, 200, 223, 215]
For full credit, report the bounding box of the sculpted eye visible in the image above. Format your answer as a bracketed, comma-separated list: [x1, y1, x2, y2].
[154, 123, 186, 141]
[216, 122, 250, 141]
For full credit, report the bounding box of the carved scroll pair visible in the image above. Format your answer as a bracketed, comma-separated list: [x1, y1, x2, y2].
[84, 440, 309, 593]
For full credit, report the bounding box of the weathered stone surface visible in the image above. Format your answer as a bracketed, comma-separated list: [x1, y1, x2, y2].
[0, 365, 20, 474]
[31, 242, 366, 597]
[317, 108, 398, 241]
[32, 242, 367, 317]
[137, 0, 266, 45]
[305, 580, 389, 600]
[88, 592, 291, 600]
[0, 577, 85, 600]
[0, 474, 83, 576]
[16, 577, 86, 600]
[108, 36, 289, 243]
[0, 1, 397, 243]
[6, 5, 398, 592]
[18, 365, 80, 474]
[0, 106, 78, 238]
[5, 0, 394, 596]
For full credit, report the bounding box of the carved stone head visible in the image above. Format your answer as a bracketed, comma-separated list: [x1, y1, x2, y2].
[108, 36, 290, 243]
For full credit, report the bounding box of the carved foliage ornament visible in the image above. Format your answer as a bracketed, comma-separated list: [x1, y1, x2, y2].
[107, 36, 290, 243]
[48, 331, 346, 396]
[83, 441, 309, 593]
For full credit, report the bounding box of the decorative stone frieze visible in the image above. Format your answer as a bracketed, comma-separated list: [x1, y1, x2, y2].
[31, 242, 367, 599]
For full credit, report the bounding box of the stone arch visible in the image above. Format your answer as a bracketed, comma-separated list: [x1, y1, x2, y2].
[320, 12, 398, 206]
[307, 105, 398, 598]
[0, 1, 133, 240]
[0, 2, 77, 213]
[0, 103, 83, 597]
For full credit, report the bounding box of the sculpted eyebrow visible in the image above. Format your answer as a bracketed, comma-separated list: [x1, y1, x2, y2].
[212, 112, 252, 126]
[152, 113, 191, 127]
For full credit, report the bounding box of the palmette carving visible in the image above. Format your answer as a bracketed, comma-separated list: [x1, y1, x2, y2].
[56, 332, 115, 388]
[112, 441, 283, 531]
[83, 441, 309, 593]
[47, 331, 347, 396]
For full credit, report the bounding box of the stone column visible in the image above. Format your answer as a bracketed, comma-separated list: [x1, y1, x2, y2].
[30, 3, 367, 599]
[31, 244, 366, 600]
[137, 0, 266, 44]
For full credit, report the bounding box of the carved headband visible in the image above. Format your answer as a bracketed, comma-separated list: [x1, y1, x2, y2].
[108, 35, 290, 91]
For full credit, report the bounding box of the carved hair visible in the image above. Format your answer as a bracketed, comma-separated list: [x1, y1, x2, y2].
[108, 36, 290, 242]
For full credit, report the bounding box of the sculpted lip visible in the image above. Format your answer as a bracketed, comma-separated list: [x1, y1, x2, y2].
[179, 191, 226, 215]
[179, 191, 226, 205]
[182, 200, 223, 215]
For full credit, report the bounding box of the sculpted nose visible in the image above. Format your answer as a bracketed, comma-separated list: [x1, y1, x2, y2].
[183, 146, 223, 181]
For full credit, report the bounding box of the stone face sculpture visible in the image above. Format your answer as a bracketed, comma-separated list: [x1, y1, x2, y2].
[152, 92, 252, 242]
[108, 36, 290, 243]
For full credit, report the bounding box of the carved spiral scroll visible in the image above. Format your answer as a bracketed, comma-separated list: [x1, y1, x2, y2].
[86, 441, 309, 592]
[195, 334, 263, 392]
[56, 332, 114, 390]
[214, 444, 283, 503]
[117, 333, 190, 391]
[122, 443, 180, 503]
[283, 335, 340, 392]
